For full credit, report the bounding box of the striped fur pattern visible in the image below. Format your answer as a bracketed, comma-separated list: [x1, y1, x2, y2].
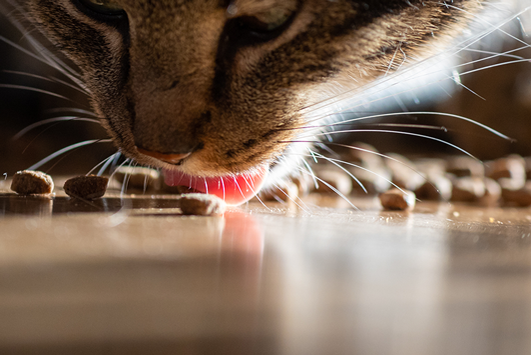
[2, 0, 529, 186]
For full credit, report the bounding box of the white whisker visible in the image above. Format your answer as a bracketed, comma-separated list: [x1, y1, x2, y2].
[308, 148, 367, 193]
[3, 69, 89, 95]
[27, 139, 113, 171]
[13, 116, 100, 140]
[289, 111, 511, 140]
[286, 129, 481, 158]
[296, 167, 359, 210]
[0, 83, 71, 100]
[86, 152, 120, 176]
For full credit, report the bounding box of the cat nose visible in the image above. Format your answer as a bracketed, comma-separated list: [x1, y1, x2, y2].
[137, 148, 191, 165]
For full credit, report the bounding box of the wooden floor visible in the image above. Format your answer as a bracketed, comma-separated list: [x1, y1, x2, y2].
[1, 181, 531, 355]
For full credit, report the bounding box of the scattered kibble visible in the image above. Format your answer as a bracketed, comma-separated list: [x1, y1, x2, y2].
[259, 181, 300, 202]
[379, 188, 416, 211]
[113, 166, 161, 191]
[385, 153, 424, 191]
[10, 170, 54, 195]
[312, 168, 353, 195]
[415, 175, 453, 201]
[451, 177, 486, 202]
[501, 181, 531, 207]
[179, 193, 226, 216]
[477, 177, 501, 206]
[446, 156, 484, 177]
[64, 175, 109, 200]
[486, 155, 526, 184]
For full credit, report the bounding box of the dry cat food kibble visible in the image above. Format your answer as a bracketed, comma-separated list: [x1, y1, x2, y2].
[259, 181, 300, 202]
[379, 188, 416, 211]
[64, 175, 109, 200]
[451, 177, 486, 202]
[414, 175, 452, 201]
[113, 166, 161, 191]
[179, 193, 226, 216]
[385, 153, 424, 191]
[312, 168, 353, 195]
[10, 170, 54, 195]
[501, 181, 531, 207]
[446, 156, 485, 178]
[486, 155, 526, 184]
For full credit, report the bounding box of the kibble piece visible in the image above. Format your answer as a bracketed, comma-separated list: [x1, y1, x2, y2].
[179, 193, 226, 216]
[113, 166, 161, 191]
[64, 175, 109, 200]
[291, 173, 315, 198]
[501, 180, 531, 207]
[312, 169, 353, 195]
[379, 188, 416, 211]
[446, 156, 484, 177]
[258, 181, 299, 202]
[385, 153, 424, 191]
[524, 157, 531, 179]
[477, 177, 501, 206]
[415, 158, 447, 179]
[485, 155, 526, 184]
[11, 170, 54, 195]
[414, 175, 452, 201]
[451, 177, 485, 202]
[345, 142, 384, 167]
[348, 165, 392, 195]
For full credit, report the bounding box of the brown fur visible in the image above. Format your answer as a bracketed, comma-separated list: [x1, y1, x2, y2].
[22, 0, 486, 177]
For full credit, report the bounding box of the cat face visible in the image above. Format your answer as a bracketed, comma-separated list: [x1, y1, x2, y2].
[24, 0, 479, 180]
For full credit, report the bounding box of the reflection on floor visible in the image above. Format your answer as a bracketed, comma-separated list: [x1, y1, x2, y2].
[1, 185, 531, 355]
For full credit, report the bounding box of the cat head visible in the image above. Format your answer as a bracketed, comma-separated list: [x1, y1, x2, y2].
[23, 0, 476, 184]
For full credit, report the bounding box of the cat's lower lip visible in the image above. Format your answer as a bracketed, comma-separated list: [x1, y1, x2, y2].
[162, 166, 268, 206]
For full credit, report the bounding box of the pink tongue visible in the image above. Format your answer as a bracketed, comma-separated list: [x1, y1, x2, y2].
[163, 166, 268, 206]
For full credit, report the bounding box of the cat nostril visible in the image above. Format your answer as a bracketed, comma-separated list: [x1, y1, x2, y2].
[137, 148, 191, 165]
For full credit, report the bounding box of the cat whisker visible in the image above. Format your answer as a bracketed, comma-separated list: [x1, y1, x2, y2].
[448, 3, 531, 49]
[45, 107, 98, 117]
[302, 150, 420, 198]
[108, 158, 131, 189]
[2, 70, 90, 95]
[292, 162, 359, 210]
[219, 176, 226, 201]
[462, 47, 527, 61]
[4, 0, 84, 79]
[269, 181, 311, 212]
[0, 83, 71, 100]
[458, 57, 531, 76]
[325, 122, 449, 132]
[299, 8, 530, 118]
[0, 32, 84, 88]
[282, 128, 480, 158]
[86, 152, 121, 176]
[203, 177, 209, 194]
[384, 42, 407, 77]
[27, 139, 113, 171]
[311, 141, 438, 193]
[13, 116, 100, 141]
[300, 157, 319, 190]
[283, 111, 512, 141]
[239, 174, 271, 210]
[308, 149, 366, 193]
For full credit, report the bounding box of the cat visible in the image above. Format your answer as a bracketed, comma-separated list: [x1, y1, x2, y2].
[1, 0, 529, 204]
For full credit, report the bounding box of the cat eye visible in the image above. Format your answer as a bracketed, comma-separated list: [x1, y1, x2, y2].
[77, 0, 124, 16]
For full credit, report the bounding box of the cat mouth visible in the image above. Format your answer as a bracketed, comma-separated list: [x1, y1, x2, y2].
[162, 165, 268, 206]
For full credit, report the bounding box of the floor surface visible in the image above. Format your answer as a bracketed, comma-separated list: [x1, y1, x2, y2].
[1, 181, 531, 355]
